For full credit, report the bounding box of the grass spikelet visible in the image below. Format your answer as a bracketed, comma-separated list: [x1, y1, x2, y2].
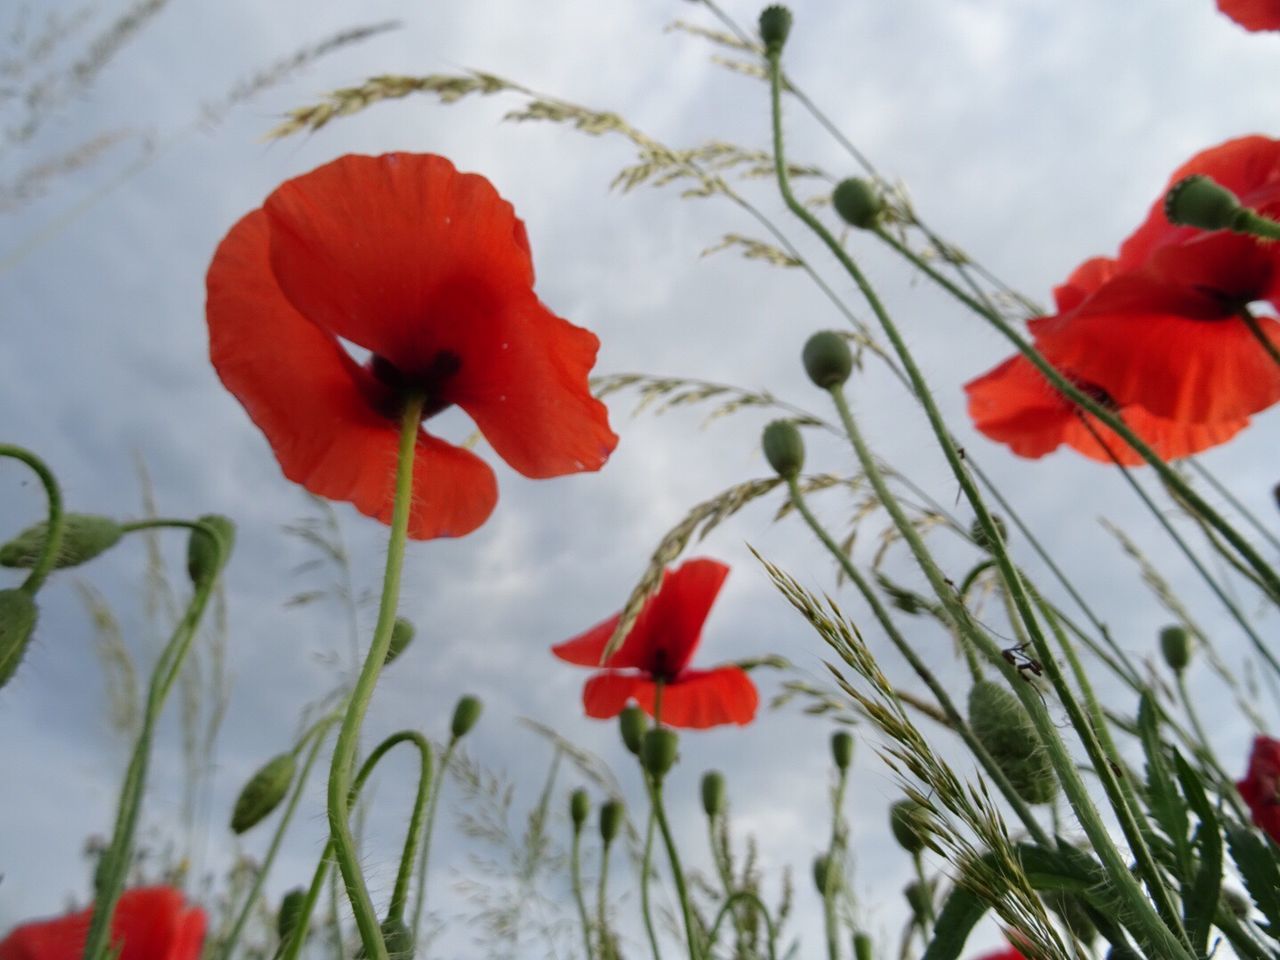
[592, 372, 831, 431]
[701, 233, 802, 267]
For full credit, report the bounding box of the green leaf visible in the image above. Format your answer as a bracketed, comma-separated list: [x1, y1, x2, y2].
[921, 885, 986, 960]
[1173, 750, 1223, 955]
[1225, 822, 1280, 937]
[1137, 691, 1190, 874]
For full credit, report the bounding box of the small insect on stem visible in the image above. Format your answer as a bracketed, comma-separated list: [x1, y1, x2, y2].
[1001, 642, 1043, 682]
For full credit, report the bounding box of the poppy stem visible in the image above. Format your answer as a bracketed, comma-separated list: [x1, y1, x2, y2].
[571, 823, 596, 960]
[0, 444, 64, 596]
[821, 764, 849, 960]
[650, 779, 704, 960]
[705, 891, 779, 960]
[326, 391, 425, 960]
[410, 738, 456, 940]
[596, 834, 613, 960]
[638, 798, 663, 960]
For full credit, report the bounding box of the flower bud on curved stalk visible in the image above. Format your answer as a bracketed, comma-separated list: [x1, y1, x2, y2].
[802, 331, 853, 389]
[277, 888, 306, 943]
[0, 514, 123, 570]
[600, 800, 624, 846]
[619, 704, 647, 755]
[969, 515, 1009, 553]
[831, 731, 854, 771]
[231, 752, 296, 833]
[968, 680, 1058, 805]
[187, 514, 235, 583]
[853, 932, 873, 960]
[1159, 625, 1193, 673]
[355, 917, 413, 960]
[812, 854, 837, 895]
[762, 420, 805, 479]
[570, 789, 590, 833]
[889, 799, 929, 854]
[701, 771, 726, 817]
[641, 728, 679, 781]
[450, 695, 483, 740]
[0, 589, 38, 690]
[832, 178, 884, 230]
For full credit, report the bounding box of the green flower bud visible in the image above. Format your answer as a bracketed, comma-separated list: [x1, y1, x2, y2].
[968, 679, 1058, 805]
[641, 728, 679, 780]
[758, 5, 792, 54]
[187, 514, 235, 583]
[904, 879, 932, 918]
[831, 731, 854, 771]
[812, 854, 837, 895]
[231, 752, 296, 833]
[889, 799, 929, 854]
[384, 617, 414, 665]
[619, 704, 647, 755]
[0, 514, 123, 570]
[277, 887, 306, 943]
[802, 331, 854, 389]
[1159, 625, 1192, 673]
[969, 515, 1009, 553]
[570, 788, 590, 832]
[600, 799, 624, 845]
[1164, 175, 1244, 231]
[701, 771, 726, 817]
[0, 588, 38, 690]
[832, 178, 884, 230]
[762, 420, 805, 479]
[356, 917, 413, 959]
[450, 694, 483, 740]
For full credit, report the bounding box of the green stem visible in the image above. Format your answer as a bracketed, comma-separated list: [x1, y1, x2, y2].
[0, 444, 65, 595]
[571, 829, 595, 960]
[596, 840, 613, 960]
[911, 851, 934, 935]
[706, 812, 743, 948]
[639, 796, 662, 960]
[823, 767, 849, 960]
[326, 393, 425, 960]
[1188, 458, 1280, 554]
[386, 736, 433, 925]
[410, 739, 455, 939]
[705, 891, 778, 960]
[1176, 671, 1223, 778]
[651, 780, 702, 960]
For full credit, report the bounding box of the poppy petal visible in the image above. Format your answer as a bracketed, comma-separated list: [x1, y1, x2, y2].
[206, 210, 498, 540]
[1219, 1, 1280, 32]
[580, 666, 758, 729]
[0, 888, 206, 960]
[581, 671, 650, 719]
[551, 611, 623, 667]
[1051, 256, 1117, 313]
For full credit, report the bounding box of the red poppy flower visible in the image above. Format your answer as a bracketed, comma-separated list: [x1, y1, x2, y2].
[206, 153, 618, 540]
[0, 887, 205, 960]
[551, 558, 758, 729]
[1236, 734, 1280, 844]
[1218, 0, 1280, 31]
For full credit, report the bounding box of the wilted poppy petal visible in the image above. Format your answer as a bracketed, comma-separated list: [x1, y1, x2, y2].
[1218, 0, 1280, 33]
[262, 153, 535, 369]
[207, 210, 497, 539]
[0, 887, 206, 960]
[661, 667, 758, 728]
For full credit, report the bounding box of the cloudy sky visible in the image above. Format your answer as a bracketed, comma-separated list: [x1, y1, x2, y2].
[2, 0, 1278, 957]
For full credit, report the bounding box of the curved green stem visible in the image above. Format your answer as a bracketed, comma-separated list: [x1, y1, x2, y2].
[1187, 458, 1280, 554]
[705, 891, 778, 960]
[327, 392, 424, 960]
[410, 738, 455, 939]
[651, 780, 702, 960]
[705, 811, 743, 950]
[0, 444, 64, 595]
[386, 736, 433, 925]
[571, 828, 595, 960]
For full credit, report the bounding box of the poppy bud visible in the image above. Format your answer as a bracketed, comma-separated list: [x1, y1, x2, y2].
[0, 588, 38, 690]
[968, 679, 1058, 805]
[1159, 625, 1192, 673]
[619, 704, 647, 755]
[450, 694, 483, 740]
[832, 178, 884, 230]
[187, 514, 236, 583]
[1164, 174, 1244, 231]
[231, 752, 296, 833]
[355, 917, 413, 959]
[853, 932, 873, 960]
[758, 5, 792, 54]
[802, 331, 854, 389]
[904, 880, 931, 917]
[0, 514, 123, 570]
[701, 771, 726, 817]
[570, 788, 590, 833]
[599, 799, 624, 845]
[277, 887, 306, 942]
[969, 515, 1008, 553]
[762, 420, 805, 479]
[889, 799, 929, 853]
[812, 854, 837, 895]
[831, 730, 854, 771]
[384, 617, 414, 665]
[641, 728, 679, 780]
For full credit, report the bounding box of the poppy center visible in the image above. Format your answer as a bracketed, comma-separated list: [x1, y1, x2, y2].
[648, 648, 678, 684]
[370, 351, 462, 420]
[1192, 284, 1256, 318]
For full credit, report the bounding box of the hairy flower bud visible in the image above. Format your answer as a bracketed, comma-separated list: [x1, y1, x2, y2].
[0, 514, 123, 570]
[384, 617, 415, 665]
[831, 731, 854, 771]
[0, 589, 38, 690]
[1164, 174, 1244, 231]
[758, 5, 792, 54]
[450, 694, 483, 740]
[968, 679, 1058, 805]
[600, 800, 624, 845]
[762, 420, 805, 479]
[277, 888, 306, 943]
[802, 331, 854, 389]
[1159, 625, 1192, 673]
[969, 515, 1009, 553]
[231, 752, 296, 833]
[701, 771, 726, 817]
[619, 704, 647, 755]
[570, 788, 590, 832]
[889, 799, 929, 854]
[187, 514, 236, 583]
[641, 728, 679, 780]
[832, 178, 884, 230]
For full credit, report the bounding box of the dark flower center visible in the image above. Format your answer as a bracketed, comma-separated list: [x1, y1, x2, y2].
[370, 350, 462, 420]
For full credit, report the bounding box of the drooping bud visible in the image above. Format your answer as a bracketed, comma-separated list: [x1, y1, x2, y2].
[832, 178, 884, 230]
[356, 917, 413, 959]
[641, 728, 679, 780]
[230, 752, 296, 833]
[277, 888, 307, 943]
[701, 771, 726, 817]
[0, 514, 123, 570]
[812, 854, 836, 895]
[1164, 174, 1244, 231]
[187, 514, 236, 583]
[619, 704, 647, 755]
[904, 880, 932, 918]
[570, 788, 590, 833]
[831, 731, 854, 771]
[889, 799, 929, 854]
[1159, 625, 1192, 674]
[600, 800, 624, 845]
[853, 932, 873, 960]
[384, 618, 415, 665]
[0, 588, 38, 690]
[802, 331, 854, 389]
[450, 695, 483, 740]
[968, 679, 1058, 805]
[762, 420, 805, 479]
[758, 5, 793, 54]
[969, 515, 1009, 553]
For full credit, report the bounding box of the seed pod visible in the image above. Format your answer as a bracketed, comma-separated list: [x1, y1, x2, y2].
[641, 728, 679, 780]
[701, 771, 726, 817]
[968, 679, 1058, 805]
[619, 704, 647, 755]
[762, 420, 805, 479]
[831, 731, 854, 771]
[758, 5, 792, 53]
[812, 854, 837, 895]
[1164, 174, 1243, 231]
[277, 888, 306, 943]
[385, 618, 414, 665]
[0, 589, 38, 690]
[832, 178, 884, 230]
[904, 880, 932, 918]
[969, 515, 1009, 553]
[570, 788, 590, 832]
[1159, 625, 1192, 673]
[450, 695, 483, 740]
[231, 752, 296, 833]
[889, 799, 929, 854]
[802, 332, 854, 389]
[600, 800, 624, 845]
[187, 514, 236, 583]
[0, 514, 123, 570]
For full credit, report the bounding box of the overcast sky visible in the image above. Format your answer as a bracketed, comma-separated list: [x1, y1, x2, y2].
[2, 1, 1278, 957]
